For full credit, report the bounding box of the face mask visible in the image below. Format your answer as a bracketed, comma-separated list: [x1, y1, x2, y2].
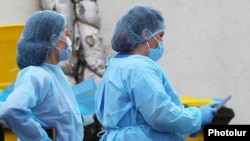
[56, 37, 72, 62]
[146, 37, 165, 61]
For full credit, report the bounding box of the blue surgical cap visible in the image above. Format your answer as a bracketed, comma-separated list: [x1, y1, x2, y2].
[111, 5, 167, 52]
[17, 10, 67, 69]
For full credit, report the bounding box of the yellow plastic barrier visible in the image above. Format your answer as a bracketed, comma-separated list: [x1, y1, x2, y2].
[4, 129, 17, 141]
[2, 128, 56, 140]
[0, 24, 24, 140]
[0, 24, 24, 89]
[180, 95, 214, 107]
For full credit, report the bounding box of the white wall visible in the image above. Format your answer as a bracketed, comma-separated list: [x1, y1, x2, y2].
[1, 0, 250, 124]
[0, 0, 40, 24]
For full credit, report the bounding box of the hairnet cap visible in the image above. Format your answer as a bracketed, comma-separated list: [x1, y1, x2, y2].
[111, 5, 167, 52]
[17, 10, 67, 69]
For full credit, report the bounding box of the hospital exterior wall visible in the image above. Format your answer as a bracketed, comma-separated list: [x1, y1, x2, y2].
[1, 0, 250, 125]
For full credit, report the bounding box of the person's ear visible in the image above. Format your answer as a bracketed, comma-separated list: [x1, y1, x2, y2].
[142, 29, 150, 40]
[50, 34, 57, 47]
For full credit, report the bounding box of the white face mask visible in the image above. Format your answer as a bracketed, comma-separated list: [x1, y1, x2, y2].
[146, 37, 165, 61]
[55, 37, 72, 62]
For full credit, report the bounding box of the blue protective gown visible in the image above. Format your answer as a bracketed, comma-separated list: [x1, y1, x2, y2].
[0, 63, 83, 141]
[95, 53, 202, 141]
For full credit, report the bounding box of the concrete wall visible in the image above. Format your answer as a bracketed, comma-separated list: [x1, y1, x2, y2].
[1, 0, 250, 124]
[0, 0, 41, 24]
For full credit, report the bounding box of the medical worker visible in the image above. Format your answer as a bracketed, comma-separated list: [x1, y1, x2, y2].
[95, 5, 218, 141]
[0, 10, 83, 141]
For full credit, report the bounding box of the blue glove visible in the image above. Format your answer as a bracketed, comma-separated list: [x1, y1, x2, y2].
[199, 102, 218, 125]
[189, 102, 218, 138]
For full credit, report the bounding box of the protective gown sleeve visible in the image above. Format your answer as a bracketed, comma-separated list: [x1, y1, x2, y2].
[129, 66, 202, 134]
[0, 68, 52, 141]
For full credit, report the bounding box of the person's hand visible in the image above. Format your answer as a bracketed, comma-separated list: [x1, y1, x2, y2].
[189, 102, 218, 138]
[199, 102, 218, 125]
